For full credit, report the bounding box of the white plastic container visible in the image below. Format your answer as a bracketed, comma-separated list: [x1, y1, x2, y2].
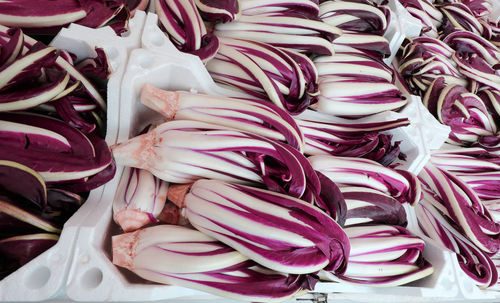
[64, 47, 462, 301]
[383, 8, 405, 66]
[388, 0, 423, 39]
[0, 12, 147, 302]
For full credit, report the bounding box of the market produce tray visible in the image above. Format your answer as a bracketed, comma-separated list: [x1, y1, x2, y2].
[64, 47, 460, 301]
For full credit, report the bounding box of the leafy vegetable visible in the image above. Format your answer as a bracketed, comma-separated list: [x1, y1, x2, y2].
[319, 0, 390, 36]
[0, 0, 128, 35]
[296, 110, 408, 165]
[416, 188, 498, 288]
[184, 179, 350, 274]
[195, 0, 240, 23]
[320, 225, 433, 286]
[341, 187, 407, 227]
[213, 11, 341, 56]
[155, 0, 219, 62]
[309, 155, 422, 205]
[112, 225, 315, 302]
[418, 163, 500, 255]
[113, 167, 169, 232]
[206, 37, 319, 114]
[140, 84, 305, 151]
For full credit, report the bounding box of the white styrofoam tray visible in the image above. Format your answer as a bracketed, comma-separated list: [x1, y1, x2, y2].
[63, 47, 463, 301]
[383, 4, 405, 66]
[0, 11, 147, 302]
[387, 0, 423, 39]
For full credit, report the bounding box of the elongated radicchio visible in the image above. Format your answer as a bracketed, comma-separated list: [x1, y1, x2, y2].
[184, 179, 350, 275]
[195, 0, 240, 23]
[422, 76, 498, 147]
[112, 225, 315, 302]
[398, 0, 443, 38]
[0, 112, 114, 187]
[418, 163, 500, 255]
[296, 109, 408, 165]
[239, 0, 320, 19]
[213, 12, 341, 56]
[206, 37, 319, 114]
[416, 189, 498, 288]
[140, 84, 305, 151]
[309, 155, 422, 205]
[0, 0, 128, 35]
[319, 0, 390, 36]
[111, 120, 319, 200]
[341, 187, 407, 227]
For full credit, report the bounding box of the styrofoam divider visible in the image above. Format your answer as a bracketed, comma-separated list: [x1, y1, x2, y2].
[384, 118, 428, 175]
[0, 12, 147, 302]
[383, 9, 405, 66]
[399, 95, 451, 151]
[388, 0, 423, 39]
[376, 100, 429, 174]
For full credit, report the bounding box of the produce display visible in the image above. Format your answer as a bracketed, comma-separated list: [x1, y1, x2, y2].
[395, 0, 500, 291]
[0, 25, 115, 278]
[1, 0, 500, 302]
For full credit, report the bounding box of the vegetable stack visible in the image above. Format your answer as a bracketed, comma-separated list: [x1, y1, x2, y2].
[111, 82, 434, 301]
[107, 0, 446, 300]
[398, 0, 500, 153]
[0, 27, 115, 278]
[0, 0, 145, 35]
[396, 0, 500, 289]
[416, 146, 500, 288]
[5, 0, 500, 300]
